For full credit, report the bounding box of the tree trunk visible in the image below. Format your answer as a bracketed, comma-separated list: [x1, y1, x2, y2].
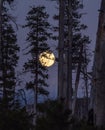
[66, 0, 73, 110]
[58, 0, 65, 99]
[93, 0, 105, 126]
[58, 0, 73, 111]
[72, 44, 83, 116]
[0, 0, 2, 66]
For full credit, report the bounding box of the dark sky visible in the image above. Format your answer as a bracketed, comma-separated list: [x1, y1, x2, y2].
[12, 0, 101, 100]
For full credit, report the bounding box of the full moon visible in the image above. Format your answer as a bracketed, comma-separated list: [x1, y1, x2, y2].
[39, 51, 55, 67]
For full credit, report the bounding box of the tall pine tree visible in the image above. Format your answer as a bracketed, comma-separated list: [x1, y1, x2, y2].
[23, 6, 52, 105]
[0, 3, 19, 110]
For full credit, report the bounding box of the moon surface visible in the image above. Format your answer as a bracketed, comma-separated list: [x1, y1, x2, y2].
[39, 51, 55, 67]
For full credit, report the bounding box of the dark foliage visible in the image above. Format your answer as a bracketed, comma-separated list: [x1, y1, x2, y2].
[36, 100, 98, 130]
[0, 3, 19, 109]
[23, 6, 53, 96]
[36, 100, 72, 130]
[0, 107, 34, 130]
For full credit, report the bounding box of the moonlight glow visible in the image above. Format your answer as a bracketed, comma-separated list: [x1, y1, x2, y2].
[39, 51, 55, 67]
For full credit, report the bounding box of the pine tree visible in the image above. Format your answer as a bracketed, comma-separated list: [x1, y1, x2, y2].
[23, 6, 52, 104]
[0, 4, 19, 110]
[0, 1, 33, 129]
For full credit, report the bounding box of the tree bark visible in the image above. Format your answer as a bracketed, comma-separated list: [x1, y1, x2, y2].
[93, 0, 105, 126]
[66, 0, 72, 110]
[58, 0, 65, 99]
[72, 44, 83, 116]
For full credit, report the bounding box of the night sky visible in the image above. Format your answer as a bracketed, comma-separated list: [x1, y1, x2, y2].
[11, 0, 101, 102]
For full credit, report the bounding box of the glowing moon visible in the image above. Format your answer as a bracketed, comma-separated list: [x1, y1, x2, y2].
[39, 51, 55, 67]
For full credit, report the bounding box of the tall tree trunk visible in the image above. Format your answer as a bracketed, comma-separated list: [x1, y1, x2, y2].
[84, 49, 88, 118]
[66, 0, 72, 110]
[72, 44, 83, 116]
[58, 0, 73, 111]
[58, 0, 65, 99]
[0, 0, 3, 72]
[93, 0, 105, 126]
[33, 16, 39, 124]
